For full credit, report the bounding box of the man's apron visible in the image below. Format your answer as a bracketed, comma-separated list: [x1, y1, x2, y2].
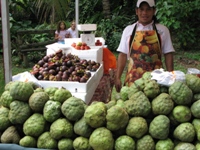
[125, 24, 162, 86]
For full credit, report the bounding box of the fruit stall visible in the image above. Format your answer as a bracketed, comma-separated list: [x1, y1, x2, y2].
[2, 24, 200, 149]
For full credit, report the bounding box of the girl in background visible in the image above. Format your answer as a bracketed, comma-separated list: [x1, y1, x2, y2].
[55, 21, 70, 44]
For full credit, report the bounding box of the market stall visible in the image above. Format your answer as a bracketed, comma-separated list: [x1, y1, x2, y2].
[42, 24, 116, 104]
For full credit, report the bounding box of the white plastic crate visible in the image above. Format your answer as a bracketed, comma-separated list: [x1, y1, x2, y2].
[39, 72, 96, 93]
[94, 63, 104, 83]
[38, 64, 103, 93]
[64, 37, 105, 47]
[71, 46, 103, 63]
[71, 81, 98, 104]
[77, 24, 97, 31]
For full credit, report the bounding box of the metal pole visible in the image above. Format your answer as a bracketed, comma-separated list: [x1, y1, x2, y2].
[75, 0, 79, 37]
[1, 0, 12, 84]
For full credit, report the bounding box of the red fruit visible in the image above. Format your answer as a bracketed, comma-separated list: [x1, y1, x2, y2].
[82, 42, 87, 46]
[80, 46, 85, 50]
[75, 45, 81, 50]
[71, 42, 76, 47]
[85, 46, 90, 50]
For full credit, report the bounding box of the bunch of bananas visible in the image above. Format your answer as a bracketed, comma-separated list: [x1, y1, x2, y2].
[145, 34, 158, 44]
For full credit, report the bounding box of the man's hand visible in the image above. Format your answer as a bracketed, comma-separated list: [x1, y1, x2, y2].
[115, 78, 122, 93]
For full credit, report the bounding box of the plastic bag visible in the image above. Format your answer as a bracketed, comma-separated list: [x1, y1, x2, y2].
[103, 47, 117, 74]
[12, 71, 41, 87]
[151, 68, 185, 87]
[187, 68, 200, 74]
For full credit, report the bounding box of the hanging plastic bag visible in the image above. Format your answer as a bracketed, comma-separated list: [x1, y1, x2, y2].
[103, 47, 117, 74]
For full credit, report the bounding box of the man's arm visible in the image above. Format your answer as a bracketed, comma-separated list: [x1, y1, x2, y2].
[164, 52, 174, 71]
[115, 52, 127, 92]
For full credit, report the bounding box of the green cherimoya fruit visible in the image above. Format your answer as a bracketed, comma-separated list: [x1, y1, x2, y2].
[168, 112, 179, 126]
[192, 119, 200, 141]
[196, 142, 200, 150]
[174, 142, 196, 150]
[27, 81, 40, 90]
[143, 79, 160, 99]
[0, 126, 21, 144]
[114, 93, 121, 100]
[149, 115, 170, 140]
[155, 138, 174, 150]
[50, 118, 73, 140]
[0, 106, 11, 131]
[136, 134, 155, 150]
[9, 100, 32, 124]
[61, 97, 85, 121]
[28, 91, 49, 113]
[89, 127, 114, 150]
[134, 77, 145, 91]
[173, 122, 195, 142]
[74, 116, 94, 138]
[185, 74, 200, 94]
[172, 105, 191, 123]
[105, 100, 116, 110]
[43, 100, 61, 123]
[159, 85, 169, 93]
[58, 138, 73, 150]
[37, 131, 57, 149]
[191, 100, 200, 118]
[142, 71, 152, 80]
[34, 87, 44, 93]
[128, 83, 140, 99]
[120, 86, 129, 101]
[115, 135, 135, 150]
[23, 113, 46, 137]
[53, 87, 72, 103]
[4, 81, 14, 91]
[73, 136, 92, 150]
[126, 117, 148, 139]
[44, 87, 58, 100]
[84, 102, 107, 128]
[116, 100, 126, 110]
[106, 105, 129, 131]
[19, 136, 37, 148]
[151, 93, 174, 115]
[9, 81, 34, 102]
[193, 93, 200, 102]
[169, 81, 193, 105]
[0, 91, 14, 108]
[125, 91, 151, 117]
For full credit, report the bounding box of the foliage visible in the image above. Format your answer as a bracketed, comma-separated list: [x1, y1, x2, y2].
[1, 0, 200, 55]
[156, 0, 200, 50]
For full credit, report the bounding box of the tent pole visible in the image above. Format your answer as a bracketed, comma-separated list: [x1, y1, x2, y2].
[1, 0, 12, 84]
[75, 0, 79, 37]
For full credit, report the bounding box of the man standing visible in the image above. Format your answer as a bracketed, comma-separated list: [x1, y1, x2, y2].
[67, 21, 77, 38]
[115, 0, 175, 92]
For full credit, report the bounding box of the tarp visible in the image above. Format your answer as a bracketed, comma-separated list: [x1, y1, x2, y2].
[0, 144, 53, 150]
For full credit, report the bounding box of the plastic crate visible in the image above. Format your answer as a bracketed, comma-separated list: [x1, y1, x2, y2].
[70, 46, 103, 63]
[38, 64, 103, 93]
[71, 80, 98, 104]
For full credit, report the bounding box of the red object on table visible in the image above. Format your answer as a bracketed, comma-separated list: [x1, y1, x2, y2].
[102, 47, 117, 74]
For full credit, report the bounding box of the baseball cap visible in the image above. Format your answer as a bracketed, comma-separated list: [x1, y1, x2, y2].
[136, 0, 155, 7]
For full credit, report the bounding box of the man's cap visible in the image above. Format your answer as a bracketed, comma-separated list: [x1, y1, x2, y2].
[136, 0, 155, 7]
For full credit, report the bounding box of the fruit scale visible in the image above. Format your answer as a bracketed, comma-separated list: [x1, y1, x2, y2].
[78, 24, 97, 46]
